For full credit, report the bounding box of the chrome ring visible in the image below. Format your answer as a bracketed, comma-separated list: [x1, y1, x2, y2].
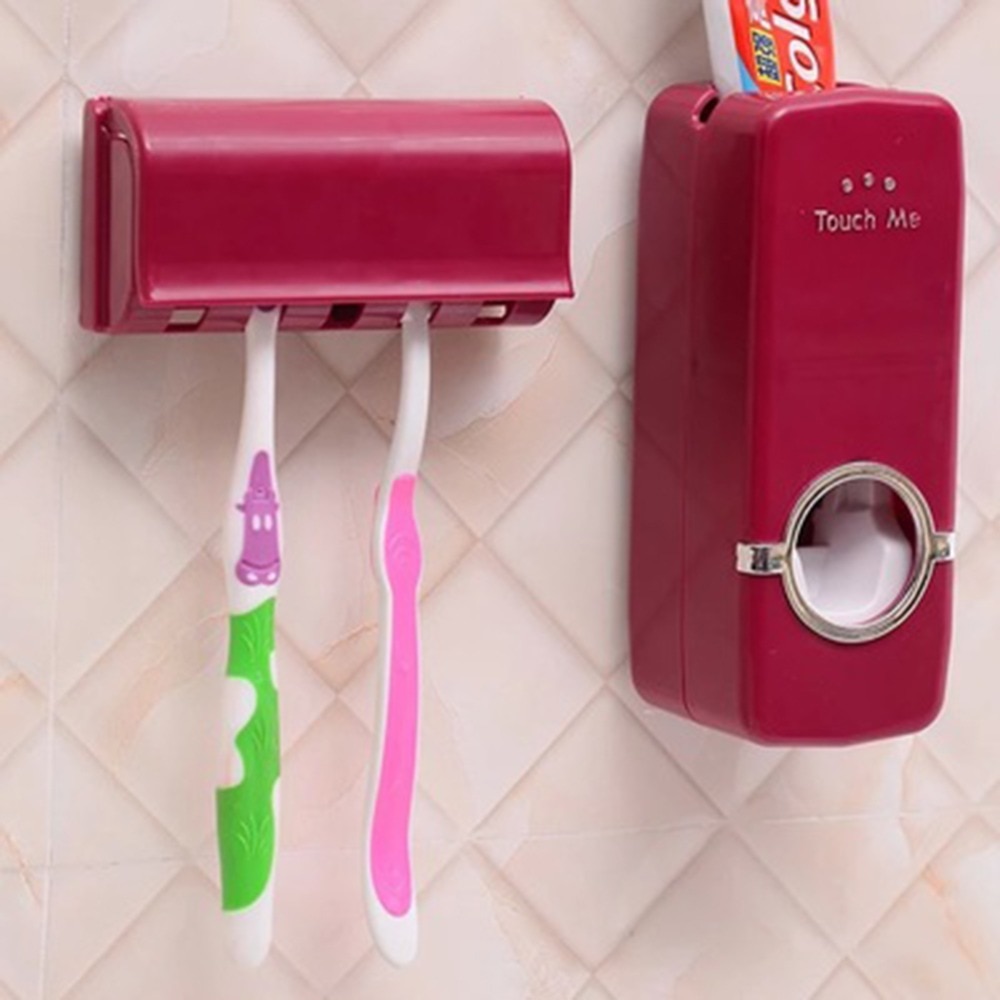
[738, 463, 953, 645]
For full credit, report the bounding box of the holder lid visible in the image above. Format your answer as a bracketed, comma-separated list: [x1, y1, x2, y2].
[81, 98, 574, 333]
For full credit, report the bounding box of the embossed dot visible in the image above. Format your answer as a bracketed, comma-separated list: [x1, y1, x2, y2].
[863, 172, 876, 189]
[841, 177, 854, 195]
[884, 176, 897, 192]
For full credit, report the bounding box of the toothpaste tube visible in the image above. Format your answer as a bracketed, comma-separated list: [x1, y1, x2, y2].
[703, 0, 836, 97]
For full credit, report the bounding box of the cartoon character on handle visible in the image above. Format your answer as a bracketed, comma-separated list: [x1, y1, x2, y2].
[236, 451, 281, 587]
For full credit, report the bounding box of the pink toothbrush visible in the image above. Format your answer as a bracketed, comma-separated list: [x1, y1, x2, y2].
[364, 303, 433, 967]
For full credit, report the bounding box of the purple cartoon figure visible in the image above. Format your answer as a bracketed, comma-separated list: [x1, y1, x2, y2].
[236, 451, 281, 586]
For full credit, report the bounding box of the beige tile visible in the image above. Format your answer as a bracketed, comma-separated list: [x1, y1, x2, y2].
[575, 983, 615, 1000]
[278, 398, 473, 690]
[611, 667, 789, 815]
[740, 812, 965, 951]
[335, 851, 588, 1000]
[66, 334, 344, 547]
[273, 848, 370, 993]
[0, 412, 57, 692]
[965, 193, 1000, 278]
[4, 0, 66, 58]
[0, 729, 49, 870]
[276, 799, 458, 992]
[813, 964, 881, 1000]
[833, 0, 965, 81]
[740, 738, 964, 822]
[68, 0, 141, 60]
[957, 490, 987, 554]
[568, 0, 699, 78]
[959, 261, 1000, 520]
[292, 0, 426, 74]
[46, 861, 182, 1000]
[51, 726, 180, 866]
[281, 701, 370, 853]
[342, 547, 601, 834]
[63, 868, 322, 1000]
[564, 224, 637, 382]
[57, 413, 196, 693]
[362, 0, 628, 143]
[858, 821, 1000, 999]
[0, 867, 45, 1000]
[0, 3, 60, 138]
[597, 833, 838, 1000]
[923, 527, 1000, 797]
[304, 330, 394, 387]
[57, 556, 228, 850]
[571, 94, 645, 297]
[490, 397, 632, 675]
[0, 654, 45, 767]
[634, 13, 712, 102]
[57, 546, 333, 854]
[352, 317, 613, 535]
[479, 692, 716, 966]
[0, 89, 75, 384]
[71, 0, 354, 98]
[831, 22, 891, 89]
[0, 328, 53, 461]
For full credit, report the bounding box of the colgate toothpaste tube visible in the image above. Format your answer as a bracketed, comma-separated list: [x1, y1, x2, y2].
[703, 0, 836, 97]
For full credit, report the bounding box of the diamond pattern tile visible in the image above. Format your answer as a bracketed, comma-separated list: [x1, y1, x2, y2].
[0, 89, 69, 384]
[813, 964, 881, 1000]
[291, 0, 427, 75]
[56, 413, 196, 694]
[277, 398, 473, 689]
[923, 526, 1000, 798]
[352, 317, 613, 535]
[4, 0, 65, 60]
[832, 0, 966, 81]
[0, 328, 53, 460]
[611, 666, 789, 815]
[490, 397, 632, 674]
[0, 0, 995, 993]
[478, 691, 717, 966]
[568, 0, 699, 78]
[341, 547, 601, 833]
[596, 833, 839, 999]
[362, 0, 628, 142]
[49, 725, 180, 867]
[62, 868, 322, 1000]
[0, 412, 57, 693]
[0, 652, 44, 769]
[70, 0, 355, 99]
[45, 861, 182, 1000]
[0, 3, 60, 139]
[66, 334, 344, 547]
[857, 821, 1000, 998]
[0, 729, 49, 871]
[334, 851, 589, 999]
[0, 867, 45, 1000]
[965, 192, 1000, 278]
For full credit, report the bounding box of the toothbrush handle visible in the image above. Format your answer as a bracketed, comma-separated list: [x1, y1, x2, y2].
[217, 308, 282, 968]
[366, 474, 422, 967]
[217, 596, 280, 966]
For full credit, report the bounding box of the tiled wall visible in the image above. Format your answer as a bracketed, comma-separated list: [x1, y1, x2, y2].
[0, 0, 998, 997]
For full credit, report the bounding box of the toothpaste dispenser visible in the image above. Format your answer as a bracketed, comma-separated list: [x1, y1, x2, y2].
[629, 85, 963, 745]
